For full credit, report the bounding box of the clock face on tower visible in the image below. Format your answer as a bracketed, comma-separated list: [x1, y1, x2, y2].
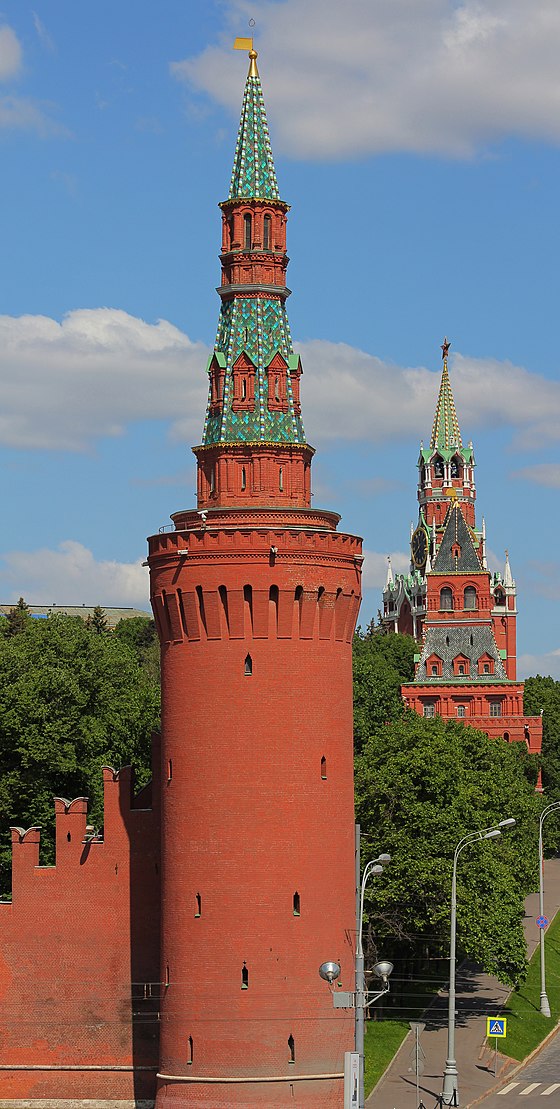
[411, 525, 428, 570]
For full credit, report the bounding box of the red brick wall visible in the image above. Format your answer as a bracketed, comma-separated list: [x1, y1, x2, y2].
[0, 755, 160, 1104]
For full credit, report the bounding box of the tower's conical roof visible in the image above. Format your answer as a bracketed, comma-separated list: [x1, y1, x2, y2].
[430, 345, 462, 452]
[228, 50, 280, 202]
[200, 47, 306, 450]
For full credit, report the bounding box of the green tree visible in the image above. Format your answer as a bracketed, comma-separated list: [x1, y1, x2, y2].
[355, 712, 541, 986]
[88, 605, 109, 634]
[0, 614, 160, 894]
[524, 676, 560, 797]
[5, 597, 31, 637]
[353, 629, 416, 752]
[114, 615, 160, 685]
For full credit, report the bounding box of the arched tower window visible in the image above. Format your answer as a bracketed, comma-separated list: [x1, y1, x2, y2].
[464, 586, 477, 610]
[243, 213, 252, 250]
[440, 587, 453, 611]
[293, 891, 300, 916]
[263, 214, 272, 250]
[244, 653, 253, 676]
[450, 455, 462, 479]
[433, 455, 444, 478]
[242, 962, 249, 989]
[288, 1034, 295, 1063]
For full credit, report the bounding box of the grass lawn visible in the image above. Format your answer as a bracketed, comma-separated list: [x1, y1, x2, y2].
[496, 911, 560, 1062]
[364, 1018, 411, 1096]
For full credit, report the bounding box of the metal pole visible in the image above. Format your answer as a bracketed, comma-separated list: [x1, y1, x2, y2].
[442, 843, 459, 1106]
[355, 824, 365, 1109]
[441, 821, 513, 1107]
[539, 812, 550, 1017]
[539, 801, 560, 1016]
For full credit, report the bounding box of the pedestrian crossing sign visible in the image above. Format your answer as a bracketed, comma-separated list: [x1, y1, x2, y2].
[486, 1017, 507, 1037]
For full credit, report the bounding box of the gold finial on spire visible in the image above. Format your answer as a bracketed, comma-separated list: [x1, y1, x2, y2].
[441, 336, 451, 362]
[233, 35, 259, 77]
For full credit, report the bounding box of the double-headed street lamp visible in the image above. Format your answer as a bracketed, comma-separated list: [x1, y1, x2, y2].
[538, 801, 560, 1017]
[355, 853, 392, 1109]
[442, 818, 516, 1108]
[319, 838, 392, 1109]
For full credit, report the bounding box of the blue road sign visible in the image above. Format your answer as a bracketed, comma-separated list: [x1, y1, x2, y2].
[486, 1018, 506, 1037]
[537, 916, 549, 929]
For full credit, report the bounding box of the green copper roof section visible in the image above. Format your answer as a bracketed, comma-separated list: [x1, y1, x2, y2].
[228, 52, 280, 201]
[430, 358, 462, 451]
[201, 293, 306, 445]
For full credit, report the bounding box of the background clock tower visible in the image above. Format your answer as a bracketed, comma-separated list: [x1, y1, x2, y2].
[383, 342, 542, 755]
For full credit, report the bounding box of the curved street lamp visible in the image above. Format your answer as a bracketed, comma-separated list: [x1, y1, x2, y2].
[355, 853, 391, 1109]
[538, 801, 560, 1016]
[442, 818, 515, 1107]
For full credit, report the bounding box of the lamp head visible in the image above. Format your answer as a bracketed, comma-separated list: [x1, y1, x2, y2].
[370, 864, 384, 876]
[498, 818, 516, 829]
[377, 853, 391, 864]
[372, 960, 394, 982]
[484, 829, 501, 840]
[319, 961, 341, 984]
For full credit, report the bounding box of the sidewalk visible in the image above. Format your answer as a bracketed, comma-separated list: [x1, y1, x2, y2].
[367, 857, 560, 1109]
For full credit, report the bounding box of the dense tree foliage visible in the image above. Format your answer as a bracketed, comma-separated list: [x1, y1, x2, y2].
[353, 627, 416, 752]
[114, 615, 160, 685]
[0, 612, 160, 894]
[524, 676, 560, 798]
[353, 629, 543, 987]
[356, 714, 541, 985]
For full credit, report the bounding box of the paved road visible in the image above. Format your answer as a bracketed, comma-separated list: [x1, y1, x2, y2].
[477, 1036, 560, 1107]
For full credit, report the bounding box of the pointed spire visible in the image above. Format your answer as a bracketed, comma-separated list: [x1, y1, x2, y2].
[504, 549, 514, 588]
[430, 338, 462, 451]
[229, 47, 280, 201]
[385, 556, 394, 588]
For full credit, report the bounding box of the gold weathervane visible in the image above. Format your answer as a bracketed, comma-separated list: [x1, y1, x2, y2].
[234, 36, 258, 76]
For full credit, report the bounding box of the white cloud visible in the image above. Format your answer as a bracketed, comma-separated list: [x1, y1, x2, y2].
[0, 94, 68, 136]
[298, 340, 560, 450]
[32, 12, 56, 54]
[173, 0, 560, 159]
[362, 548, 410, 589]
[0, 25, 22, 81]
[1, 309, 560, 454]
[513, 463, 560, 488]
[0, 540, 149, 609]
[518, 650, 560, 681]
[0, 308, 209, 450]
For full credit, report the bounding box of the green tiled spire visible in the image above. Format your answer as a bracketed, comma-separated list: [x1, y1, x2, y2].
[430, 352, 462, 451]
[200, 49, 307, 449]
[228, 51, 280, 201]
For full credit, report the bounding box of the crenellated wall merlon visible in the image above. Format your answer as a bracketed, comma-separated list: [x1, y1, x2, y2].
[10, 826, 41, 846]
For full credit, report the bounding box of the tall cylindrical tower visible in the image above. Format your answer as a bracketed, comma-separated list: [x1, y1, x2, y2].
[149, 46, 362, 1107]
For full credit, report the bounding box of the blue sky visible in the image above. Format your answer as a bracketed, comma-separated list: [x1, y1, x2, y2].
[0, 0, 559, 677]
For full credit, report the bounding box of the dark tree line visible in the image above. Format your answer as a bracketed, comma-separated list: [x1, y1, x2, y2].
[0, 604, 160, 894]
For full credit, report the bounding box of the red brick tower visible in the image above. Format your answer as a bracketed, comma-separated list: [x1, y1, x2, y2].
[148, 46, 362, 1107]
[383, 340, 541, 756]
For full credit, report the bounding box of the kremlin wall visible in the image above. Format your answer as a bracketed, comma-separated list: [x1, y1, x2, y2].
[0, 43, 540, 1109]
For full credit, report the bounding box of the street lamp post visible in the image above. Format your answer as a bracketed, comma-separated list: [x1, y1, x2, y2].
[538, 801, 560, 1017]
[319, 832, 392, 1109]
[355, 839, 391, 1109]
[442, 818, 515, 1108]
